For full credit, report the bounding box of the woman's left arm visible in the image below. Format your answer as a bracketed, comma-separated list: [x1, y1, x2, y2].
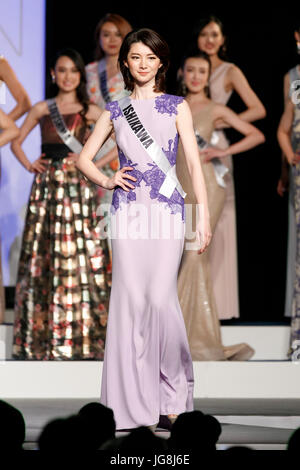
[228, 65, 266, 122]
[176, 100, 212, 254]
[201, 104, 265, 161]
[0, 57, 31, 121]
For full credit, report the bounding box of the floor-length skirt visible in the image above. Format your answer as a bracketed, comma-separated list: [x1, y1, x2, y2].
[0, 154, 5, 324]
[13, 154, 111, 360]
[177, 157, 254, 361]
[178, 163, 226, 360]
[209, 130, 239, 319]
[100, 192, 194, 430]
[285, 167, 296, 317]
[289, 162, 300, 359]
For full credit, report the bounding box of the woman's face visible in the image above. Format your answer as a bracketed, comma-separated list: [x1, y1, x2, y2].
[125, 42, 162, 86]
[197, 21, 224, 56]
[183, 57, 210, 94]
[51, 55, 81, 92]
[99, 21, 123, 56]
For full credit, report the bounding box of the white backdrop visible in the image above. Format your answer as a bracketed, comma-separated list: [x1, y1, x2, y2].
[0, 0, 45, 285]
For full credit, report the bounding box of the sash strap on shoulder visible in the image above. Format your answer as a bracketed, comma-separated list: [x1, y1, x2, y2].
[47, 98, 83, 154]
[98, 59, 111, 104]
[119, 96, 186, 199]
[195, 130, 228, 188]
[46, 98, 106, 161]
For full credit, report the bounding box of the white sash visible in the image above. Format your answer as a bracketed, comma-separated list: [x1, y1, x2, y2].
[98, 60, 111, 104]
[47, 98, 84, 153]
[195, 130, 228, 188]
[47, 98, 104, 160]
[119, 96, 186, 199]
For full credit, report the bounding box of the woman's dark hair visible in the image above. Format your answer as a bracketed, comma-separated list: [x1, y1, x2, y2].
[48, 48, 90, 123]
[195, 15, 228, 60]
[177, 49, 211, 98]
[94, 13, 132, 61]
[118, 28, 170, 92]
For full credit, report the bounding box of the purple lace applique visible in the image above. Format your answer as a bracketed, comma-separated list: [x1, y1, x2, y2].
[111, 139, 185, 221]
[106, 101, 122, 120]
[111, 150, 144, 213]
[163, 133, 179, 166]
[154, 94, 184, 116]
[143, 164, 185, 221]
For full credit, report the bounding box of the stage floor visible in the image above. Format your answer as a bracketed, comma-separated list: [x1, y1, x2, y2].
[5, 397, 298, 451]
[1, 317, 297, 450]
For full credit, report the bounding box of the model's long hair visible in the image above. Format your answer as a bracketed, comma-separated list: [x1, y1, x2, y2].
[119, 28, 170, 92]
[195, 15, 228, 60]
[177, 49, 211, 98]
[48, 48, 90, 123]
[94, 13, 132, 61]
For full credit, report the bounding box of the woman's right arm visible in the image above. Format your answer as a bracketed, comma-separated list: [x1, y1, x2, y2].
[0, 109, 20, 146]
[10, 101, 47, 173]
[76, 109, 136, 191]
[277, 99, 298, 165]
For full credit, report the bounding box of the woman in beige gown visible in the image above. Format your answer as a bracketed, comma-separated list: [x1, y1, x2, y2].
[196, 16, 266, 319]
[177, 51, 265, 360]
[0, 55, 31, 324]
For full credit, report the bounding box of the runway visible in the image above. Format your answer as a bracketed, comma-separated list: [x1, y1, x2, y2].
[4, 397, 297, 450]
[1, 316, 298, 450]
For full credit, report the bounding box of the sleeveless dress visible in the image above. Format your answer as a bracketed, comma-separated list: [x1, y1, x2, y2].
[0, 63, 5, 324]
[209, 62, 240, 320]
[284, 65, 300, 318]
[288, 74, 300, 359]
[176, 102, 254, 361]
[12, 112, 111, 360]
[86, 59, 130, 264]
[100, 94, 194, 430]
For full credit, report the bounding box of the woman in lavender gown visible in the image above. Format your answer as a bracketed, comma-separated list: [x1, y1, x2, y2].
[77, 29, 211, 431]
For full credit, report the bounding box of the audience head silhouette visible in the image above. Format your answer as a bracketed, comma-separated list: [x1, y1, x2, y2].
[287, 427, 300, 451]
[78, 401, 116, 449]
[38, 414, 89, 450]
[100, 426, 168, 451]
[168, 411, 221, 451]
[0, 400, 25, 450]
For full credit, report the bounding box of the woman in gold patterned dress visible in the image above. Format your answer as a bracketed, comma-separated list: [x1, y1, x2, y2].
[11, 49, 111, 360]
[176, 51, 265, 360]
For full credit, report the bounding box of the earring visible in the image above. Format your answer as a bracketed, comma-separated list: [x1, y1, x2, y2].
[51, 75, 55, 83]
[297, 42, 300, 55]
[182, 82, 187, 95]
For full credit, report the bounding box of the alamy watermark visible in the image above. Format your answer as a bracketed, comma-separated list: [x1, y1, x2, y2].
[96, 202, 206, 251]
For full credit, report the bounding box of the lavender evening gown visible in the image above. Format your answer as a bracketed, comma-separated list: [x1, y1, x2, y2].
[100, 94, 194, 430]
